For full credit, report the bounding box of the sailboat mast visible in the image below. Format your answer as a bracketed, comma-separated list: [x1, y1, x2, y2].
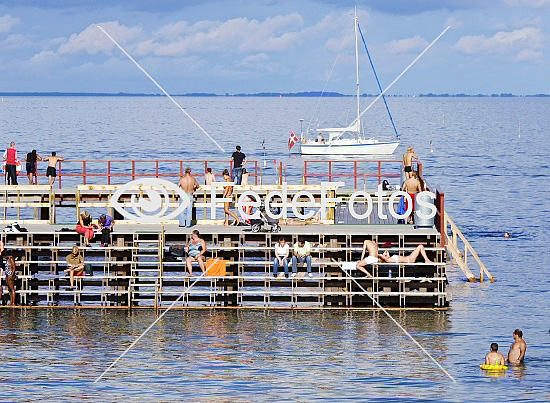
[354, 8, 360, 137]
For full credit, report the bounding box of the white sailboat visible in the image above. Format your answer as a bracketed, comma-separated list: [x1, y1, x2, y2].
[300, 11, 399, 156]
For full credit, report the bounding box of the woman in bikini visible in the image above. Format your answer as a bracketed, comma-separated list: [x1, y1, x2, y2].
[222, 169, 240, 226]
[379, 244, 433, 264]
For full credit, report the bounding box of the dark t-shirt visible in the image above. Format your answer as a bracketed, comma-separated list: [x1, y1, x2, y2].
[232, 151, 246, 168]
[26, 152, 37, 164]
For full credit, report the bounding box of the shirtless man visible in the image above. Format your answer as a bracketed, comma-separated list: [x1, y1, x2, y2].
[402, 146, 418, 179]
[507, 329, 526, 364]
[204, 167, 216, 185]
[43, 152, 64, 186]
[177, 167, 199, 228]
[379, 244, 433, 264]
[485, 343, 506, 366]
[402, 171, 422, 224]
[356, 240, 378, 277]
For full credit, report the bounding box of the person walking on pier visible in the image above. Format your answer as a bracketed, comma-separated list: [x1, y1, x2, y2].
[43, 152, 64, 186]
[222, 169, 240, 226]
[3, 141, 18, 185]
[356, 240, 377, 277]
[507, 329, 526, 364]
[185, 230, 207, 276]
[24, 149, 42, 185]
[273, 237, 290, 278]
[64, 246, 85, 290]
[291, 237, 312, 278]
[485, 343, 506, 366]
[402, 171, 422, 224]
[230, 145, 246, 185]
[402, 146, 418, 180]
[177, 167, 199, 228]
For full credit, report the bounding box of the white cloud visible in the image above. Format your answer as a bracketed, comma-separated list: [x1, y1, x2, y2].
[57, 21, 141, 55]
[454, 26, 544, 60]
[515, 17, 541, 27]
[237, 53, 269, 67]
[29, 50, 57, 64]
[445, 16, 464, 29]
[385, 35, 429, 54]
[516, 48, 543, 61]
[0, 14, 20, 33]
[504, 0, 550, 7]
[135, 14, 304, 57]
[0, 34, 33, 50]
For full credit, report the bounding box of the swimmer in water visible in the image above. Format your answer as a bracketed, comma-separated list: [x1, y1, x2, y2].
[504, 232, 510, 239]
[507, 329, 526, 365]
[485, 343, 506, 366]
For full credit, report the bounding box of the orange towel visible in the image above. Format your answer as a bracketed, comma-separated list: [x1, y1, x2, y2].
[205, 259, 227, 276]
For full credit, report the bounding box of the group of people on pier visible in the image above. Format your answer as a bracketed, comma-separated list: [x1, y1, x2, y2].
[2, 141, 64, 185]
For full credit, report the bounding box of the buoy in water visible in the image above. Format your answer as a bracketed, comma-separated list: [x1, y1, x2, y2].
[480, 364, 508, 371]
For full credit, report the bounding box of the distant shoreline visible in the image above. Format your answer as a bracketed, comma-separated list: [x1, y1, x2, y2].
[0, 91, 549, 98]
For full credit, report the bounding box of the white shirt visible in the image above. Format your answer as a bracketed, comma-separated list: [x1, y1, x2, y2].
[275, 243, 289, 257]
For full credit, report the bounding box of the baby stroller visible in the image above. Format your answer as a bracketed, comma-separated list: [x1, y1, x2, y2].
[250, 202, 281, 233]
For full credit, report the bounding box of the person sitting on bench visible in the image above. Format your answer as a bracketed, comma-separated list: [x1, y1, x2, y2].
[64, 246, 85, 290]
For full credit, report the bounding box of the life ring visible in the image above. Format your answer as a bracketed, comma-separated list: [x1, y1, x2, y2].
[480, 364, 507, 371]
[2, 161, 21, 172]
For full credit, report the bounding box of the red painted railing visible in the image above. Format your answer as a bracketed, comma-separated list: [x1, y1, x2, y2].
[18, 159, 259, 188]
[302, 160, 422, 188]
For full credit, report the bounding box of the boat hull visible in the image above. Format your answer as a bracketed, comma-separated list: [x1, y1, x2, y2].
[300, 141, 399, 155]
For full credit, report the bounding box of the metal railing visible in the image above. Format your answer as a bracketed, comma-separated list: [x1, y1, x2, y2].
[11, 159, 259, 189]
[302, 160, 422, 188]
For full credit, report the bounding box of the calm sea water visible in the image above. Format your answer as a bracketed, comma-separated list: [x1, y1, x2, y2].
[1, 96, 550, 401]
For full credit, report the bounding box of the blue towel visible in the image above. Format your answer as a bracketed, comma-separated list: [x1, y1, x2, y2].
[397, 196, 405, 215]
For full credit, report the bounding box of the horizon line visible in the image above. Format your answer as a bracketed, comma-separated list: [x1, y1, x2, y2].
[0, 91, 549, 98]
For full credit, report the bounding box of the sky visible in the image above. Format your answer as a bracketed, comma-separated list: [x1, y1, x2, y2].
[0, 0, 549, 94]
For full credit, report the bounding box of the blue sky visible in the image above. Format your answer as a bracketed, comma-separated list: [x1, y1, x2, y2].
[0, 0, 548, 94]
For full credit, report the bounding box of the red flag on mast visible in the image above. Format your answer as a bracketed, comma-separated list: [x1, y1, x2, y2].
[288, 132, 298, 150]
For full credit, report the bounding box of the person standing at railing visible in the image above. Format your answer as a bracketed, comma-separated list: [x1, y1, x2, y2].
[402, 171, 422, 224]
[43, 152, 64, 186]
[230, 145, 246, 185]
[402, 146, 418, 180]
[204, 167, 216, 185]
[3, 141, 18, 185]
[177, 167, 199, 228]
[24, 149, 42, 185]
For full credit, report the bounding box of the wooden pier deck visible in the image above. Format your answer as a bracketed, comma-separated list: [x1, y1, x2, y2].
[1, 224, 449, 309]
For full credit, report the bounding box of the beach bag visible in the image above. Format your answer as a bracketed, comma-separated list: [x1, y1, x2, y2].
[84, 264, 93, 276]
[205, 259, 226, 276]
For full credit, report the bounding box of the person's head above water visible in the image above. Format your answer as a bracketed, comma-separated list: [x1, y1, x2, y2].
[490, 343, 499, 352]
[504, 232, 510, 238]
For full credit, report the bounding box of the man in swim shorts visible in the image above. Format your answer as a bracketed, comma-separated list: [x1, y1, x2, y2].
[507, 329, 526, 364]
[356, 240, 378, 277]
[43, 152, 64, 186]
[402, 171, 422, 224]
[485, 343, 506, 366]
[402, 146, 418, 179]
